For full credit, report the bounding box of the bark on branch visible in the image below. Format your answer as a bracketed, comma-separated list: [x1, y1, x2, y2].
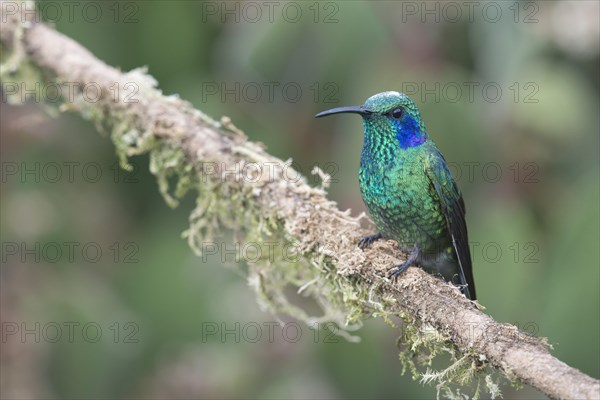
[1, 4, 598, 399]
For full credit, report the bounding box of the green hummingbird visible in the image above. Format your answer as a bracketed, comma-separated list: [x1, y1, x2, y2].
[316, 91, 476, 300]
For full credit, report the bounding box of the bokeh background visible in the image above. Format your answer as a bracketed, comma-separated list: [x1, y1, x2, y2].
[1, 1, 599, 399]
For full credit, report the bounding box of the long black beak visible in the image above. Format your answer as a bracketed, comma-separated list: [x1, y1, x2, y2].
[315, 106, 370, 118]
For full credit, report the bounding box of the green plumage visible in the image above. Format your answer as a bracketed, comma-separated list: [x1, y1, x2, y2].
[316, 91, 476, 300]
[360, 141, 448, 255]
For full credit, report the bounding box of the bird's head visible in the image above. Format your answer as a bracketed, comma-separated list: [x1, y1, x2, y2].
[316, 91, 427, 149]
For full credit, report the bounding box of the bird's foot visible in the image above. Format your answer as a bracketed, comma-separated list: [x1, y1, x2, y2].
[358, 232, 383, 250]
[388, 245, 419, 280]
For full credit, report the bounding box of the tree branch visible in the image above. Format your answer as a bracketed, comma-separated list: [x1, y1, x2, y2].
[1, 3, 598, 399]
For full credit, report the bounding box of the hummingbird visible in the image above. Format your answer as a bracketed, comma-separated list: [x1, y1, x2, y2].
[316, 91, 476, 300]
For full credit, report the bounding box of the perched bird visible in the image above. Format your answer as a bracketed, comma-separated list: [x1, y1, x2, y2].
[316, 91, 476, 300]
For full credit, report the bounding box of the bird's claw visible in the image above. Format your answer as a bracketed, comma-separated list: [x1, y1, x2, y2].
[388, 245, 419, 280]
[387, 262, 411, 280]
[358, 232, 383, 250]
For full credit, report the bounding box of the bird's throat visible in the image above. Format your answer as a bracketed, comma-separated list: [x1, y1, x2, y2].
[360, 123, 427, 169]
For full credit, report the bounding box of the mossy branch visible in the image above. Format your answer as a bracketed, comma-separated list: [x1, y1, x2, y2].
[1, 3, 598, 399]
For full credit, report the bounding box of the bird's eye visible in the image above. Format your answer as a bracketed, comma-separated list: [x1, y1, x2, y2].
[390, 108, 403, 119]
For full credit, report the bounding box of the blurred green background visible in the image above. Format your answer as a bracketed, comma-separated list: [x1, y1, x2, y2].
[1, 1, 599, 399]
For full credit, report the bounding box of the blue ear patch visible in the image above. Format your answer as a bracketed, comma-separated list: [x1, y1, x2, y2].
[392, 114, 426, 149]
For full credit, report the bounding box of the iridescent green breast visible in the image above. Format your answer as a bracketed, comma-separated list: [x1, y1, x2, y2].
[359, 141, 450, 253]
